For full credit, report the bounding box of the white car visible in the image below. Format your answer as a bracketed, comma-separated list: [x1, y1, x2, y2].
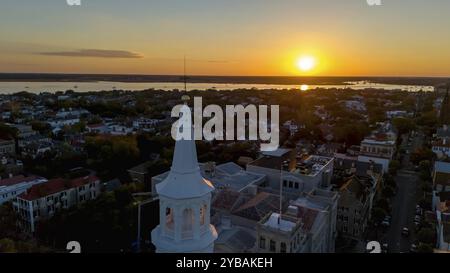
[402, 227, 410, 237]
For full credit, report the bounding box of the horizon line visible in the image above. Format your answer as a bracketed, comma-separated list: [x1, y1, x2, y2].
[0, 72, 450, 79]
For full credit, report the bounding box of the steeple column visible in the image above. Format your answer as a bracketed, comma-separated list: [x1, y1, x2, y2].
[193, 203, 200, 239]
[205, 197, 211, 227]
[174, 205, 182, 242]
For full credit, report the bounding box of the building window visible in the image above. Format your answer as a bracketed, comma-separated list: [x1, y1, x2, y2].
[283, 180, 287, 187]
[166, 207, 174, 230]
[259, 236, 266, 249]
[294, 183, 299, 189]
[280, 242, 287, 253]
[269, 240, 276, 252]
[288, 181, 293, 188]
[182, 208, 193, 232]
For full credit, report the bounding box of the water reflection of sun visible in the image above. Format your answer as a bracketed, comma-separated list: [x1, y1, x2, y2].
[300, 84, 309, 91]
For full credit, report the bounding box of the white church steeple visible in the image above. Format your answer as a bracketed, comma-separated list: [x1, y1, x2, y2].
[151, 101, 217, 253]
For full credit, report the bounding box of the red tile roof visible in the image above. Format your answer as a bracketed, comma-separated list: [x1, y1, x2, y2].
[0, 175, 40, 187]
[212, 190, 240, 211]
[233, 192, 280, 221]
[293, 206, 319, 232]
[18, 175, 99, 201]
[87, 123, 104, 129]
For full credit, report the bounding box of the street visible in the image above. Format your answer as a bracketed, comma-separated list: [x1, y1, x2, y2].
[383, 132, 424, 253]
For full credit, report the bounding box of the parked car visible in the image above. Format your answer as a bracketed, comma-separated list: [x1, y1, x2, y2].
[402, 227, 410, 237]
[382, 243, 389, 253]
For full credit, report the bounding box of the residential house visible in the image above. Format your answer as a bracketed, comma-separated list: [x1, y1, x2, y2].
[0, 175, 47, 205]
[0, 138, 15, 155]
[13, 175, 101, 232]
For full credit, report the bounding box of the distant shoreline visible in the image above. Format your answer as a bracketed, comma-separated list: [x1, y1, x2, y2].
[0, 73, 448, 86]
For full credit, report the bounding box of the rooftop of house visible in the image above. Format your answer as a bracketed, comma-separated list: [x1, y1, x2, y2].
[0, 137, 14, 143]
[154, 162, 265, 192]
[232, 192, 282, 222]
[435, 161, 450, 173]
[215, 226, 256, 253]
[361, 123, 397, 145]
[18, 175, 99, 201]
[333, 156, 383, 177]
[262, 212, 299, 233]
[339, 176, 371, 204]
[128, 161, 155, 175]
[250, 149, 333, 177]
[212, 189, 241, 212]
[437, 126, 450, 138]
[432, 139, 450, 148]
[0, 175, 44, 187]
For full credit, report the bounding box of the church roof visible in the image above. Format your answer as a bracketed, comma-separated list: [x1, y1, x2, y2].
[156, 117, 214, 199]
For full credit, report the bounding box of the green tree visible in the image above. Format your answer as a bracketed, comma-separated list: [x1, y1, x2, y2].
[419, 197, 432, 211]
[30, 121, 51, 134]
[372, 207, 387, 225]
[388, 160, 401, 175]
[417, 228, 435, 245]
[0, 203, 19, 239]
[417, 243, 433, 253]
[382, 186, 396, 198]
[375, 198, 390, 212]
[392, 117, 415, 135]
[0, 238, 17, 253]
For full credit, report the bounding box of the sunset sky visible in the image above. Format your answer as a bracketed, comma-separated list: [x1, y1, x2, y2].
[1, 0, 450, 76]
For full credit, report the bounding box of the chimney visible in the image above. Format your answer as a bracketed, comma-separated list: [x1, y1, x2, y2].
[286, 205, 299, 217]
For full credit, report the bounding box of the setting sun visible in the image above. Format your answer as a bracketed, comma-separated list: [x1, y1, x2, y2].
[296, 56, 316, 72]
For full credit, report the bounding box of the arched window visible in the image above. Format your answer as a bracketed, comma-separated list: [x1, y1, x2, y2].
[166, 207, 174, 230]
[182, 208, 193, 232]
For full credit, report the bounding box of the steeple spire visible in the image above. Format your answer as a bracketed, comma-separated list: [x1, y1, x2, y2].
[151, 99, 218, 252]
[155, 100, 214, 199]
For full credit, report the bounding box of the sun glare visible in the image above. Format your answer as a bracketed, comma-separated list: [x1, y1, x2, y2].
[296, 56, 316, 72]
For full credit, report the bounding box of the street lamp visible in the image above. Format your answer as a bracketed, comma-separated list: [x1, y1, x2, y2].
[132, 192, 156, 252]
